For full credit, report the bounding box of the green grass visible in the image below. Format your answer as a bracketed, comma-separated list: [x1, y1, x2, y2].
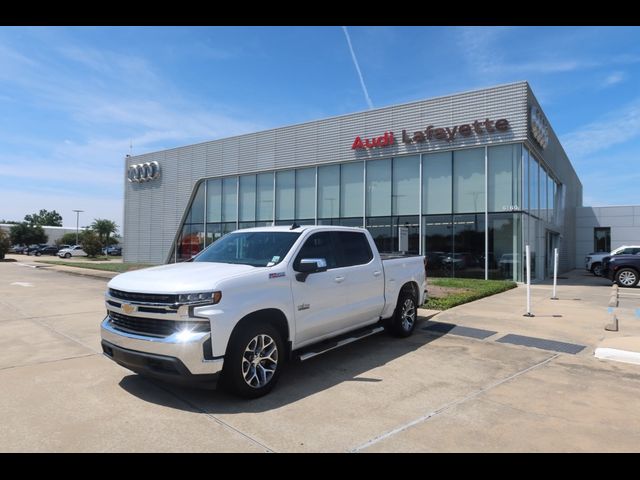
[425, 277, 517, 310]
[37, 261, 153, 273]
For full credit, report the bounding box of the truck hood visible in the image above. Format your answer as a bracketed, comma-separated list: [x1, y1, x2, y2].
[108, 262, 258, 294]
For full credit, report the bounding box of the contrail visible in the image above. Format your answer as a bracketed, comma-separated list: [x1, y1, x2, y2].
[341, 26, 373, 110]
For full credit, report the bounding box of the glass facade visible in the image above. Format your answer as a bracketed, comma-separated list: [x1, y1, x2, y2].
[173, 143, 561, 282]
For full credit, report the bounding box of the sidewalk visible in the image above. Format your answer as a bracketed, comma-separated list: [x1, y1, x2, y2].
[4, 254, 118, 280]
[419, 269, 640, 365]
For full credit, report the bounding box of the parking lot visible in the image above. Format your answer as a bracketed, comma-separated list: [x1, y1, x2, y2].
[1, 260, 640, 452]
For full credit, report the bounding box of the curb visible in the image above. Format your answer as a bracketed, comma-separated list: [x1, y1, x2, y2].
[33, 264, 117, 281]
[594, 347, 640, 366]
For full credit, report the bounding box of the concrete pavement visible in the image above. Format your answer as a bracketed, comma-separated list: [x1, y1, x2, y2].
[1, 260, 639, 452]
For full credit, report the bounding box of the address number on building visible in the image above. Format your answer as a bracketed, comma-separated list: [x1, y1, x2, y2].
[502, 205, 520, 211]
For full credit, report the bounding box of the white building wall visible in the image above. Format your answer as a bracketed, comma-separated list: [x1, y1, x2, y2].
[575, 206, 640, 265]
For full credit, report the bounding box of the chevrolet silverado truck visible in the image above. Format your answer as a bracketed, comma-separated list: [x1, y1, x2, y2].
[602, 253, 640, 288]
[101, 226, 427, 398]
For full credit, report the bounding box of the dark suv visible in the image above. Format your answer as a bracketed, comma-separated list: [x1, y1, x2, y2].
[35, 245, 60, 256]
[603, 253, 640, 288]
[25, 244, 48, 255]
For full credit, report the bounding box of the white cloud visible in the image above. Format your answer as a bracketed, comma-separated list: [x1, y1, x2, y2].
[561, 99, 640, 158]
[602, 71, 626, 87]
[0, 36, 266, 231]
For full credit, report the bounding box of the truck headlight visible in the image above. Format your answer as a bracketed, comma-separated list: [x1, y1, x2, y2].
[177, 291, 222, 305]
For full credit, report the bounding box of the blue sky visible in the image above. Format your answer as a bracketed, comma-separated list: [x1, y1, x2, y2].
[1, 26, 639, 231]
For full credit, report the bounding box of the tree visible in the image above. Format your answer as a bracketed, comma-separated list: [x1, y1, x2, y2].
[9, 223, 47, 245]
[81, 230, 103, 258]
[0, 220, 19, 224]
[57, 231, 88, 246]
[24, 209, 63, 227]
[0, 229, 10, 259]
[91, 219, 118, 253]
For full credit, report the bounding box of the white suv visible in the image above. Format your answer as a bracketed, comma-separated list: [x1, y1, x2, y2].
[586, 245, 640, 276]
[57, 245, 87, 258]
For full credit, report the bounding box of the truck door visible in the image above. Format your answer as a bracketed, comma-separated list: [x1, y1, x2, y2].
[333, 231, 385, 327]
[290, 232, 347, 345]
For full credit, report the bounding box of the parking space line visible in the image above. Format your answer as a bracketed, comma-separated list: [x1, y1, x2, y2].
[350, 353, 559, 452]
[0, 352, 99, 372]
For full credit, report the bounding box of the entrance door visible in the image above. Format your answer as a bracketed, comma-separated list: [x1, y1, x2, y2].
[545, 231, 560, 278]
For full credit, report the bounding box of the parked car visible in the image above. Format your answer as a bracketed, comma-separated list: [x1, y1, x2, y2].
[57, 245, 87, 258]
[102, 245, 122, 256]
[602, 253, 640, 287]
[25, 244, 48, 255]
[101, 226, 427, 398]
[12, 245, 27, 254]
[34, 245, 60, 256]
[442, 252, 478, 270]
[586, 245, 640, 276]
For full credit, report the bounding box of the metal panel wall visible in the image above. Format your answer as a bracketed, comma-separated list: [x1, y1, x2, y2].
[526, 85, 583, 273]
[124, 82, 535, 264]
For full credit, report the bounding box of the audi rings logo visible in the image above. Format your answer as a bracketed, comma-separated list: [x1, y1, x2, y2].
[530, 105, 549, 149]
[127, 161, 161, 183]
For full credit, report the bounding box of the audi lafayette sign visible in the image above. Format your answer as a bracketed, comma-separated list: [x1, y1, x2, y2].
[351, 117, 510, 150]
[127, 161, 161, 183]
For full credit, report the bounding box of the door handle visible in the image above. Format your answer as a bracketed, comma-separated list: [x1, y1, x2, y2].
[373, 271, 382, 277]
[334, 276, 345, 283]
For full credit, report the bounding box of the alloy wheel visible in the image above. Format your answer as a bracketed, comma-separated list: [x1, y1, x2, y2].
[241, 334, 278, 388]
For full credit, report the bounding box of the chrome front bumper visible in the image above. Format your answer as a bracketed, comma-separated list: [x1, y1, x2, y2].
[101, 317, 224, 376]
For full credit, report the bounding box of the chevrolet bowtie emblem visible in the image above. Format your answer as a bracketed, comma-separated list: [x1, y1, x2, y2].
[122, 303, 136, 314]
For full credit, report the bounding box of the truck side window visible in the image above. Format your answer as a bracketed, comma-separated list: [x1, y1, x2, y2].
[294, 232, 337, 270]
[335, 232, 373, 267]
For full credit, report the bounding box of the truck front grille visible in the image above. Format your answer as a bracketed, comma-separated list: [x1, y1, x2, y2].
[108, 311, 209, 337]
[109, 289, 178, 305]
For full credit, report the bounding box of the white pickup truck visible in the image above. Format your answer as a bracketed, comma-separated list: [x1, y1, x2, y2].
[101, 226, 427, 398]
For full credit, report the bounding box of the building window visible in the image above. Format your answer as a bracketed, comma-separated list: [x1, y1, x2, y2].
[488, 144, 521, 213]
[423, 151, 452, 215]
[454, 148, 485, 213]
[295, 168, 315, 220]
[340, 162, 363, 217]
[318, 164, 340, 220]
[392, 155, 420, 215]
[222, 177, 237, 222]
[239, 175, 256, 222]
[207, 178, 222, 223]
[594, 227, 611, 252]
[529, 153, 539, 218]
[276, 170, 295, 220]
[366, 159, 391, 216]
[256, 172, 274, 222]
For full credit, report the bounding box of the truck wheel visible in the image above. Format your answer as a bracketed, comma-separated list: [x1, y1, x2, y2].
[591, 263, 602, 276]
[386, 290, 418, 338]
[223, 322, 283, 399]
[615, 268, 639, 288]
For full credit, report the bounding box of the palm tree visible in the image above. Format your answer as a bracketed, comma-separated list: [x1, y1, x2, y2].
[91, 219, 118, 257]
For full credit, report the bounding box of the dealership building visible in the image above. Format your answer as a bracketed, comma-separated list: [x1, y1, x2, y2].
[122, 81, 638, 282]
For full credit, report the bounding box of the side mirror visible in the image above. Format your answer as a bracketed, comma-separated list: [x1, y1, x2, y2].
[295, 258, 328, 282]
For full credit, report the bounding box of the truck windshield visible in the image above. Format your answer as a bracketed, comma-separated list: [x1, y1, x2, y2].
[193, 231, 301, 267]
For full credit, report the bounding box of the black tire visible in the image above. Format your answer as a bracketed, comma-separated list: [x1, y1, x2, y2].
[35, 251, 41, 257]
[591, 263, 602, 276]
[385, 289, 418, 338]
[64, 253, 71, 258]
[615, 268, 639, 288]
[222, 321, 284, 399]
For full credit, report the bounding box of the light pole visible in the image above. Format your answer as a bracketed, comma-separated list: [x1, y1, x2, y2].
[72, 210, 84, 245]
